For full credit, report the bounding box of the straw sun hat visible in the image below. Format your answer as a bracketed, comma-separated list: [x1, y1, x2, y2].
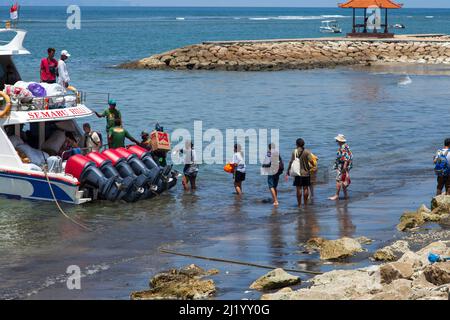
[335, 134, 347, 143]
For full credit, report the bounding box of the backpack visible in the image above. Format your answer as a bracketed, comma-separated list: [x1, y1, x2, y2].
[309, 153, 318, 173]
[88, 131, 103, 148]
[434, 150, 450, 176]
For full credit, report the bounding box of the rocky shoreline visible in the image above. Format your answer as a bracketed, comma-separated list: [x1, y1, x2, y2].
[132, 195, 450, 300]
[119, 36, 450, 71]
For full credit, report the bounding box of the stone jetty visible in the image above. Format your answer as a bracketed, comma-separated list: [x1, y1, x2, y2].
[119, 35, 450, 71]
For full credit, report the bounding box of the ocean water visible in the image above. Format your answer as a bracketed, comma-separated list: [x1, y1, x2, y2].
[1, 7, 450, 299]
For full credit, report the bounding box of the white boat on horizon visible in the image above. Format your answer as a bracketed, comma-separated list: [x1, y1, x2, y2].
[320, 20, 342, 34]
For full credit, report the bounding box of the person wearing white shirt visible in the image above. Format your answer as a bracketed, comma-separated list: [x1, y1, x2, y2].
[231, 143, 246, 195]
[57, 50, 71, 88]
[82, 123, 101, 153]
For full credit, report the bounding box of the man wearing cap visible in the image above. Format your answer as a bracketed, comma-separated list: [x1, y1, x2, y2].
[95, 99, 122, 134]
[57, 50, 71, 88]
[329, 134, 353, 201]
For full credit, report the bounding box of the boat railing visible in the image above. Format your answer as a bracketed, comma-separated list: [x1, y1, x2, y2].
[6, 91, 82, 111]
[0, 90, 113, 112]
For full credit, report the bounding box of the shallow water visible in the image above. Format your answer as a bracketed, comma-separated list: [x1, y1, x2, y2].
[1, 7, 450, 299]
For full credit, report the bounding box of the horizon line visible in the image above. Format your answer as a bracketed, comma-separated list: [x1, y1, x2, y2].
[4, 5, 450, 9]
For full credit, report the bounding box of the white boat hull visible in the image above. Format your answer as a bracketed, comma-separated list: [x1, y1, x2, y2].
[0, 168, 90, 204]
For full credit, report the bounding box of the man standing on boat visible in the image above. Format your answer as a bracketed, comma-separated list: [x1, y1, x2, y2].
[57, 50, 71, 88]
[40, 48, 58, 84]
[95, 99, 122, 134]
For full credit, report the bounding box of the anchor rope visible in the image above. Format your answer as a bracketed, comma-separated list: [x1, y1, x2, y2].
[44, 166, 92, 232]
[160, 248, 323, 275]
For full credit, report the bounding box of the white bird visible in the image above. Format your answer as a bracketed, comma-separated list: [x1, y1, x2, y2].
[398, 75, 412, 86]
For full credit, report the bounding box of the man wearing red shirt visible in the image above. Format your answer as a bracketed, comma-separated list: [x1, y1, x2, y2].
[40, 48, 58, 83]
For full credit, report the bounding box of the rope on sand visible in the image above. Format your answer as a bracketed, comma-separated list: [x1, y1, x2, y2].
[160, 248, 323, 275]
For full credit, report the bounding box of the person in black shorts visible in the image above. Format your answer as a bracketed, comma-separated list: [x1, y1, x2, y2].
[231, 144, 246, 195]
[286, 138, 313, 207]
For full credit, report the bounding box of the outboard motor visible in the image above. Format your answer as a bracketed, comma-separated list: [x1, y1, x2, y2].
[86, 152, 139, 203]
[102, 149, 149, 200]
[115, 147, 163, 191]
[65, 154, 121, 201]
[128, 145, 178, 193]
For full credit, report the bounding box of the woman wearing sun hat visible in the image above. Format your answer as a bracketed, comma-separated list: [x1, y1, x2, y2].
[329, 134, 353, 201]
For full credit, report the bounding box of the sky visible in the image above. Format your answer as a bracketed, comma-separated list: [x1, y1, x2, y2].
[1, 0, 450, 8]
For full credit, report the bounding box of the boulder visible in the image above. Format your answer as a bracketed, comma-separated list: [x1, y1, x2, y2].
[423, 262, 450, 286]
[356, 236, 374, 245]
[130, 265, 217, 300]
[397, 211, 425, 231]
[370, 279, 413, 300]
[380, 262, 414, 284]
[416, 241, 449, 260]
[373, 241, 410, 262]
[319, 237, 364, 260]
[295, 269, 382, 300]
[431, 195, 450, 213]
[397, 251, 424, 270]
[305, 237, 326, 250]
[439, 214, 450, 228]
[250, 268, 301, 291]
[260, 287, 294, 300]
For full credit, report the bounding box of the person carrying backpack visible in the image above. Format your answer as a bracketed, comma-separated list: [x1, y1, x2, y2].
[82, 123, 102, 153]
[262, 143, 284, 206]
[434, 138, 450, 195]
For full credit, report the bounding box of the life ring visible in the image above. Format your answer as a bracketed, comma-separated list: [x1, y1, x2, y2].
[0, 91, 12, 118]
[66, 85, 81, 104]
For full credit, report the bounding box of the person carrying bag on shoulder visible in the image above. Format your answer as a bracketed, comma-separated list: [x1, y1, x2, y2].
[286, 138, 313, 207]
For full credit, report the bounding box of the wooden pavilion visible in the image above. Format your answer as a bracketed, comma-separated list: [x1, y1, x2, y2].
[339, 0, 403, 38]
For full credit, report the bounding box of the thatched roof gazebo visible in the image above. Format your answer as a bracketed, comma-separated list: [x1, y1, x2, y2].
[339, 0, 403, 38]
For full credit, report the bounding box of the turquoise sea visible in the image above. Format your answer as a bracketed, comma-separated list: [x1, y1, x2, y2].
[1, 6, 450, 299]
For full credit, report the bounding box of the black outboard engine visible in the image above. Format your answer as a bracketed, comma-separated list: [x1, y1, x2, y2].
[128, 145, 178, 193]
[115, 147, 163, 193]
[65, 154, 122, 201]
[86, 152, 139, 203]
[102, 149, 150, 201]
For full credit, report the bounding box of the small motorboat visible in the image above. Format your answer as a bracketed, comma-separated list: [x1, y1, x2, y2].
[392, 23, 406, 29]
[320, 20, 342, 34]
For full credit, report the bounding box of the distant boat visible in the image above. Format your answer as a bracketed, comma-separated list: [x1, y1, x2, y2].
[176, 17, 185, 20]
[392, 23, 406, 29]
[320, 20, 342, 34]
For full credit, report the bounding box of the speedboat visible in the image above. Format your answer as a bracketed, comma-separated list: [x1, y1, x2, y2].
[320, 20, 342, 34]
[392, 23, 406, 29]
[0, 29, 177, 204]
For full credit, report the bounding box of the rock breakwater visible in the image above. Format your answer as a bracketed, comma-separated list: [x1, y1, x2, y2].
[120, 37, 450, 71]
